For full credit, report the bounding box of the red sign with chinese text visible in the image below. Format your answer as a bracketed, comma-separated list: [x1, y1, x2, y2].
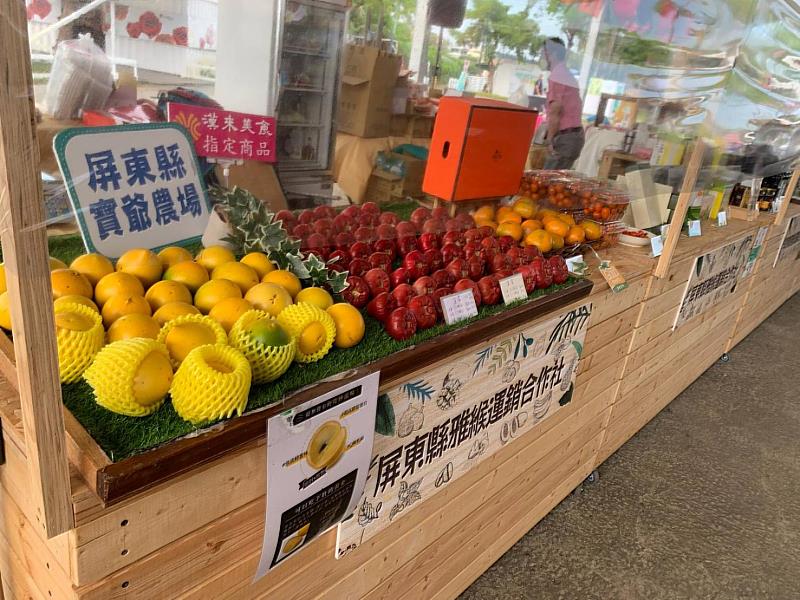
[167, 103, 276, 163]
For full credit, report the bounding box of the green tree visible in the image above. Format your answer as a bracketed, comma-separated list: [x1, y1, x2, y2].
[459, 0, 542, 68]
[347, 0, 416, 55]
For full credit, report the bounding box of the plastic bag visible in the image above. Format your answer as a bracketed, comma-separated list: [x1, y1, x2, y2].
[45, 33, 113, 120]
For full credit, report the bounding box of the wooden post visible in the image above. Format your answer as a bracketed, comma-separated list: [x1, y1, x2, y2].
[774, 167, 800, 227]
[0, 0, 74, 536]
[654, 140, 706, 278]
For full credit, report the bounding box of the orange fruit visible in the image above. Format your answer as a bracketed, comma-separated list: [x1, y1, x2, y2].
[145, 280, 192, 311]
[558, 213, 576, 226]
[495, 206, 516, 222]
[495, 221, 523, 242]
[116, 249, 163, 288]
[245, 282, 293, 317]
[498, 211, 523, 225]
[164, 261, 209, 293]
[194, 279, 242, 314]
[473, 204, 496, 222]
[524, 230, 553, 253]
[157, 246, 193, 269]
[544, 219, 570, 238]
[475, 219, 498, 231]
[152, 302, 200, 326]
[195, 246, 235, 272]
[94, 272, 144, 307]
[262, 270, 302, 299]
[107, 313, 161, 342]
[537, 208, 559, 221]
[550, 233, 565, 251]
[565, 226, 586, 245]
[326, 303, 365, 349]
[54, 295, 99, 313]
[51, 269, 93, 300]
[240, 252, 276, 279]
[211, 262, 260, 293]
[70, 253, 114, 287]
[521, 219, 543, 234]
[512, 198, 536, 219]
[208, 297, 253, 332]
[580, 220, 603, 241]
[101, 294, 151, 328]
[49, 257, 68, 271]
[296, 287, 334, 311]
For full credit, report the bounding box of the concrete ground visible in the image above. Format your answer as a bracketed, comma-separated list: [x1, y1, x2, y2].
[460, 293, 800, 600]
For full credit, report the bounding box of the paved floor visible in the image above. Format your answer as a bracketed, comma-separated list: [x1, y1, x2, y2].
[460, 293, 800, 600]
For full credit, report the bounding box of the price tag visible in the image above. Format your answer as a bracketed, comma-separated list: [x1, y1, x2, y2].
[688, 220, 702, 237]
[499, 273, 527, 305]
[440, 289, 478, 325]
[650, 234, 664, 257]
[717, 211, 728, 227]
[660, 224, 670, 237]
[565, 254, 587, 275]
[598, 260, 628, 293]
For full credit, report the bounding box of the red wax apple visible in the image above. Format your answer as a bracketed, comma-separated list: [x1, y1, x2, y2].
[549, 256, 570, 284]
[419, 232, 440, 252]
[349, 241, 371, 260]
[342, 276, 370, 308]
[379, 212, 399, 226]
[408, 294, 438, 329]
[390, 267, 410, 288]
[431, 269, 454, 289]
[327, 260, 347, 273]
[522, 245, 542, 263]
[354, 226, 375, 243]
[292, 223, 312, 239]
[373, 238, 397, 261]
[477, 275, 501, 305]
[396, 221, 417, 237]
[542, 258, 555, 286]
[431, 287, 452, 319]
[313, 218, 333, 235]
[478, 226, 495, 239]
[397, 235, 418, 256]
[364, 268, 391, 296]
[361, 201, 380, 214]
[480, 236, 499, 253]
[515, 266, 536, 293]
[446, 258, 470, 282]
[304, 233, 326, 250]
[441, 243, 462, 264]
[423, 249, 444, 272]
[403, 250, 429, 279]
[347, 257, 370, 278]
[453, 278, 482, 307]
[463, 241, 482, 260]
[442, 230, 463, 247]
[342, 205, 360, 220]
[410, 207, 431, 230]
[412, 276, 436, 297]
[431, 206, 449, 221]
[275, 209, 295, 227]
[489, 253, 509, 274]
[506, 247, 523, 268]
[369, 252, 392, 271]
[367, 292, 397, 322]
[529, 258, 552, 289]
[467, 255, 484, 280]
[464, 228, 482, 244]
[376, 223, 396, 240]
[422, 219, 445, 235]
[497, 235, 515, 252]
[358, 212, 376, 228]
[456, 212, 475, 230]
[335, 231, 354, 248]
[390, 283, 416, 307]
[444, 218, 462, 232]
[297, 210, 314, 225]
[385, 307, 417, 340]
[333, 214, 352, 234]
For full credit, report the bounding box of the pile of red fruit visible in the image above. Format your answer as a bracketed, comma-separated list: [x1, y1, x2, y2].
[278, 202, 570, 341]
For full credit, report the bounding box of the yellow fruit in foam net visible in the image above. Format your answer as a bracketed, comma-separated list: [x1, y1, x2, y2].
[170, 344, 251, 425]
[55, 295, 99, 313]
[157, 313, 228, 366]
[54, 302, 105, 383]
[276, 302, 335, 363]
[229, 309, 295, 383]
[84, 338, 173, 417]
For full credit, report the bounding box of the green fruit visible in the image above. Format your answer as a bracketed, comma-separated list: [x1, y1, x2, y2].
[246, 318, 290, 347]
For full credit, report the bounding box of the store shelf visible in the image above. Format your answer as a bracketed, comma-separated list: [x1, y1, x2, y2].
[283, 47, 329, 58]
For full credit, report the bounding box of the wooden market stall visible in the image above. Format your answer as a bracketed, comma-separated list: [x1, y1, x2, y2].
[1, 4, 800, 599]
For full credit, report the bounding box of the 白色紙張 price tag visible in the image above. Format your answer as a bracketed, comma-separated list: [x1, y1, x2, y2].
[717, 211, 728, 227]
[565, 254, 587, 275]
[650, 235, 664, 257]
[440, 289, 478, 325]
[499, 273, 527, 305]
[599, 260, 628, 293]
[688, 220, 702, 237]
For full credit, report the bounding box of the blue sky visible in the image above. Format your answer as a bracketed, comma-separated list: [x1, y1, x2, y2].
[493, 0, 565, 36]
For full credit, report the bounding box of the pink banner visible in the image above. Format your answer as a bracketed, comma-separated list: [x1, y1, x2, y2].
[167, 103, 276, 163]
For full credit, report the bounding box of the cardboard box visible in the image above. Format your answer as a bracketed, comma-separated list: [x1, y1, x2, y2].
[422, 97, 537, 202]
[365, 169, 404, 203]
[389, 114, 435, 138]
[376, 151, 426, 197]
[338, 44, 402, 138]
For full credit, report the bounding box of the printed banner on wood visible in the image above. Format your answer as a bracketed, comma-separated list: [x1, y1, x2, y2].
[674, 234, 754, 329]
[335, 303, 592, 557]
[773, 214, 800, 267]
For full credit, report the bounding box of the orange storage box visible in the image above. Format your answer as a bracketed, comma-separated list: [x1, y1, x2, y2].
[422, 97, 538, 202]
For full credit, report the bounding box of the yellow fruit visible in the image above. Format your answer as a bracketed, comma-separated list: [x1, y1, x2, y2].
[495, 206, 517, 223]
[550, 233, 565, 250]
[85, 338, 172, 416]
[51, 269, 93, 300]
[306, 421, 347, 470]
[170, 344, 251, 425]
[473, 205, 496, 222]
[145, 280, 192, 311]
[49, 257, 67, 271]
[580, 220, 603, 241]
[474, 219, 498, 231]
[240, 252, 276, 279]
[262, 270, 302, 299]
[326, 303, 365, 349]
[107, 313, 161, 343]
[164, 260, 209, 293]
[245, 282, 293, 317]
[194, 279, 242, 314]
[565, 225, 586, 245]
[0, 292, 11, 331]
[544, 219, 570, 238]
[537, 208, 559, 221]
[276, 302, 336, 363]
[195, 246, 235, 272]
[152, 302, 200, 326]
[298, 322, 327, 355]
[101, 294, 151, 328]
[70, 253, 114, 287]
[296, 287, 333, 311]
[116, 249, 163, 288]
[157, 314, 227, 366]
[54, 302, 105, 383]
[558, 213, 576, 226]
[55, 294, 99, 313]
[524, 230, 553, 253]
[228, 309, 295, 383]
[94, 272, 144, 307]
[212, 262, 260, 293]
[512, 198, 536, 219]
[157, 246, 194, 269]
[496, 221, 523, 242]
[209, 297, 254, 333]
[521, 219, 543, 234]
[0, 264, 7, 294]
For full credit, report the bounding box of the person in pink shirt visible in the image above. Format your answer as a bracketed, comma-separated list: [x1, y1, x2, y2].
[543, 38, 585, 169]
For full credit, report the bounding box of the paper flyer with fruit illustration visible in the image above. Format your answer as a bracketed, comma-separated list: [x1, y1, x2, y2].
[255, 373, 379, 578]
[335, 304, 591, 556]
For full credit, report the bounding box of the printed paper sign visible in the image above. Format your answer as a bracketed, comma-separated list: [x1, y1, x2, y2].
[674, 234, 754, 329]
[773, 214, 800, 267]
[440, 290, 478, 325]
[740, 226, 769, 280]
[565, 255, 586, 275]
[717, 211, 728, 227]
[650, 235, 664, 257]
[499, 273, 527, 305]
[598, 260, 628, 293]
[336, 304, 592, 557]
[688, 220, 702, 237]
[256, 373, 379, 578]
[167, 103, 276, 163]
[54, 123, 211, 258]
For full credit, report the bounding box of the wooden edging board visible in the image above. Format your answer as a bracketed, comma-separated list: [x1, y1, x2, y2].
[35, 279, 592, 506]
